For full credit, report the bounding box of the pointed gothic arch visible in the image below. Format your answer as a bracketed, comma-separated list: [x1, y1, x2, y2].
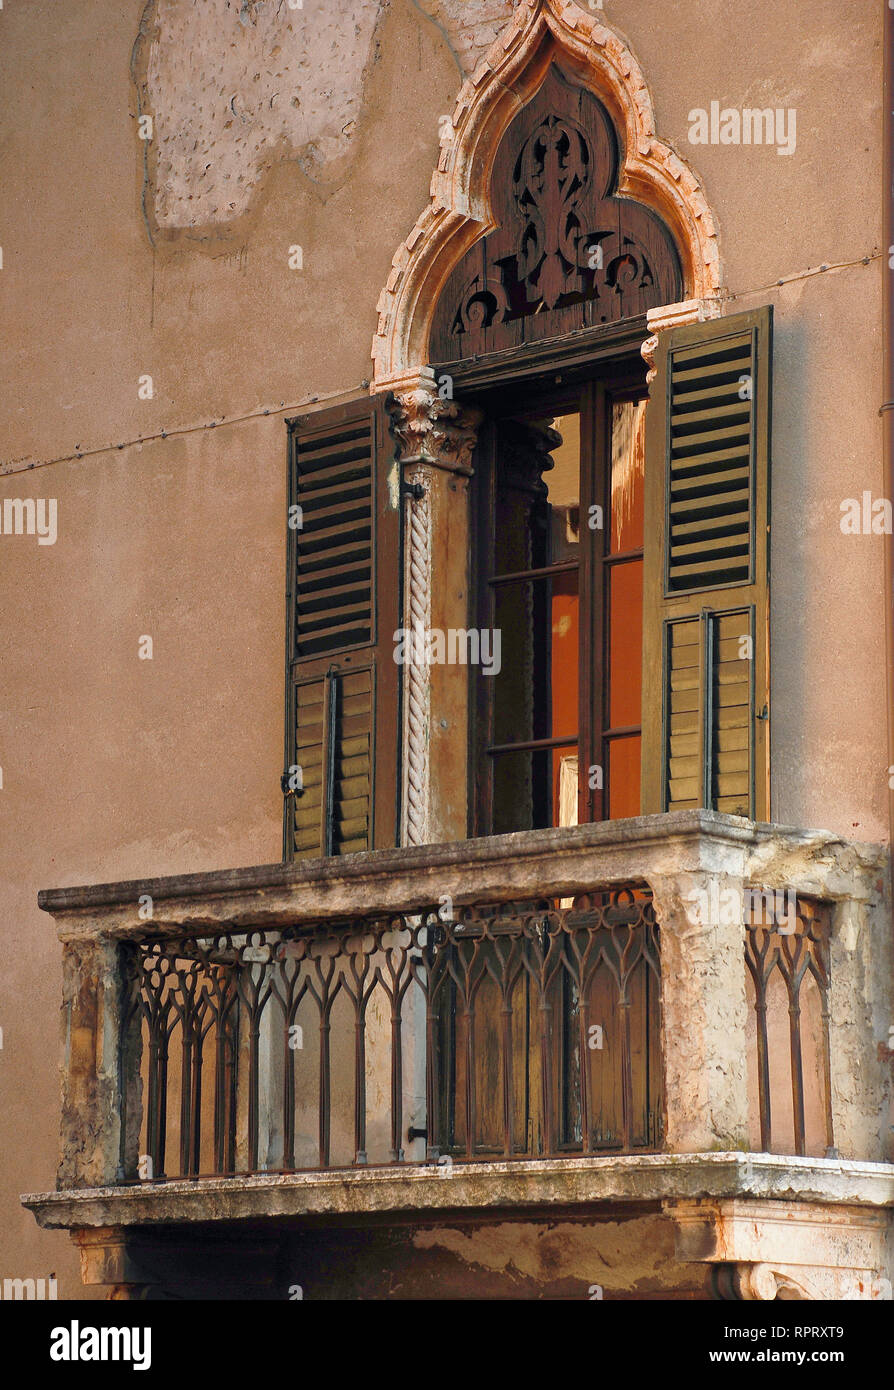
[371, 0, 723, 393]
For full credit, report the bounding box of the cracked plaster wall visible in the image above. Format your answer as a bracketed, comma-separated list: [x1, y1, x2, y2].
[135, 0, 514, 233]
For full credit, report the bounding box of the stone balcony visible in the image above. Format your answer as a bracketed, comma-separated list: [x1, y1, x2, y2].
[22, 811, 894, 1299]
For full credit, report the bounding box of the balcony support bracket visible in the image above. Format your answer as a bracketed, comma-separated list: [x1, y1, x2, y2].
[667, 1197, 893, 1301]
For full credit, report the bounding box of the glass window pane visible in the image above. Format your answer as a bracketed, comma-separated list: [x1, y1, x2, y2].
[492, 572, 579, 745]
[545, 414, 581, 564]
[608, 559, 643, 728]
[493, 414, 580, 574]
[492, 745, 577, 834]
[610, 399, 646, 553]
[608, 735, 641, 819]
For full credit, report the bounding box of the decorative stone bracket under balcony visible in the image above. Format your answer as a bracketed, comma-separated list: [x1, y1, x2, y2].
[23, 811, 894, 1299]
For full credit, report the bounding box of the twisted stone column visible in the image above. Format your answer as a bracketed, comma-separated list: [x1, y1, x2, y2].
[388, 385, 482, 846]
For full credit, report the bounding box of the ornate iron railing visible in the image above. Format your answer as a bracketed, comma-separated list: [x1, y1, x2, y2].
[119, 888, 661, 1181]
[744, 894, 834, 1158]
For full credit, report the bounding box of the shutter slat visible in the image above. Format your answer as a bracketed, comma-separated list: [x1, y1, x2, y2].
[669, 776, 700, 801]
[299, 624, 372, 657]
[335, 754, 370, 780]
[293, 420, 374, 657]
[301, 496, 372, 527]
[716, 749, 749, 775]
[297, 581, 371, 618]
[336, 836, 370, 855]
[671, 403, 751, 431]
[716, 724, 749, 751]
[671, 447, 750, 476]
[670, 555, 750, 584]
[341, 669, 375, 695]
[673, 381, 751, 409]
[670, 495, 750, 522]
[669, 466, 750, 497]
[333, 776, 370, 803]
[297, 601, 372, 636]
[671, 534, 749, 561]
[297, 547, 372, 577]
[298, 459, 372, 492]
[299, 519, 371, 551]
[334, 817, 369, 842]
[297, 429, 372, 471]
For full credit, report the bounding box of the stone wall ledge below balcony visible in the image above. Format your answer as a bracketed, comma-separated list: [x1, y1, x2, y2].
[22, 1152, 894, 1231]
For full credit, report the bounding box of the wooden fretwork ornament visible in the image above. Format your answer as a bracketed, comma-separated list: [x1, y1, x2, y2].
[430, 64, 682, 363]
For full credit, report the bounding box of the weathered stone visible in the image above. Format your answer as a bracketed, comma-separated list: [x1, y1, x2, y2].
[25, 1152, 894, 1230]
[668, 1198, 892, 1300]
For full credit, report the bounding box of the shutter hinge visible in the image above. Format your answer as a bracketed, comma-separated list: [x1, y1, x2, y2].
[280, 771, 303, 798]
[402, 481, 425, 501]
[756, 704, 769, 722]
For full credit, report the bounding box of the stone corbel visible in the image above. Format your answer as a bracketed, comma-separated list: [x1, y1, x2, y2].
[712, 1261, 892, 1301]
[668, 1198, 893, 1301]
[73, 1227, 285, 1300]
[641, 297, 723, 384]
[712, 1263, 816, 1301]
[387, 385, 483, 847]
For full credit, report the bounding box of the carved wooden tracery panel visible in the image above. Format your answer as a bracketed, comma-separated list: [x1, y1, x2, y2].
[429, 64, 682, 364]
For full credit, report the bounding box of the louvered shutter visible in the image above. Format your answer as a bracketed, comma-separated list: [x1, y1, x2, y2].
[641, 307, 772, 821]
[283, 397, 400, 860]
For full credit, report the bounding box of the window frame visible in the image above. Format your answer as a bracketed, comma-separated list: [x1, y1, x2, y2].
[457, 328, 651, 838]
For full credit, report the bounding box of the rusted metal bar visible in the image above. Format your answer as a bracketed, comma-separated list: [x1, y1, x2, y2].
[126, 889, 664, 1180]
[283, 1021, 296, 1172]
[754, 982, 772, 1152]
[354, 1015, 367, 1164]
[788, 989, 806, 1158]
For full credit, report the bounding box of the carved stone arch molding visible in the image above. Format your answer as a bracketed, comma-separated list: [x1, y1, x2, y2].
[371, 0, 723, 394]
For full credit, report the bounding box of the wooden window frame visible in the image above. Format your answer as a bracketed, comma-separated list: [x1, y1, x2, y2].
[456, 323, 650, 838]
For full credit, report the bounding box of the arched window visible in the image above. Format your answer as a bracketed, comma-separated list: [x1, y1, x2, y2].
[284, 28, 771, 859]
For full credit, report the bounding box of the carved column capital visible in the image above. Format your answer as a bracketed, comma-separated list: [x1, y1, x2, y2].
[388, 386, 483, 476]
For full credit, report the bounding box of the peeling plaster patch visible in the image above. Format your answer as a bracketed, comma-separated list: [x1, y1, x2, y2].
[411, 1216, 687, 1292]
[136, 0, 518, 233]
[139, 0, 386, 229]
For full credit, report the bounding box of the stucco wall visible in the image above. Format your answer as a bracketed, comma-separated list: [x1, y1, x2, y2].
[0, 0, 886, 1294]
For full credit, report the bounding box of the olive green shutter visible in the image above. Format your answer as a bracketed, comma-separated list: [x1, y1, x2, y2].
[283, 397, 401, 860]
[641, 307, 772, 821]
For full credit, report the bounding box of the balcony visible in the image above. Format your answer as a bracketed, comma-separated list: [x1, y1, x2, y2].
[23, 811, 894, 1300]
